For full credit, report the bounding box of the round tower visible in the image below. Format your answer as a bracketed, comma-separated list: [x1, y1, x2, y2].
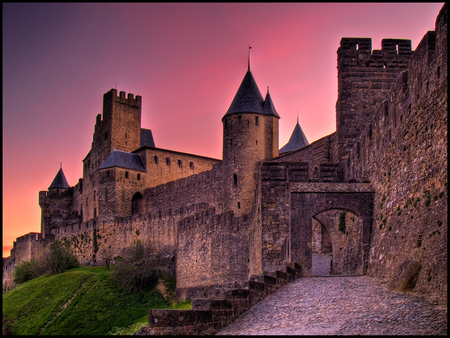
[222, 67, 280, 216]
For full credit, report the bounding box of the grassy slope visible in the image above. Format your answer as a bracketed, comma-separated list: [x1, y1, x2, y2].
[2, 266, 189, 335]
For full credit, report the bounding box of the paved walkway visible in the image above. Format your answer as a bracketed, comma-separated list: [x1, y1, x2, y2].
[216, 256, 447, 335]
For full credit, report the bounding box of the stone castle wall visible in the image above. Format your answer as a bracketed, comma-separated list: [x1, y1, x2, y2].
[347, 5, 447, 299]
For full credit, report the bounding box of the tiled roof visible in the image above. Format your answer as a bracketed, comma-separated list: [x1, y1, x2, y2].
[141, 128, 155, 148]
[48, 168, 70, 189]
[279, 119, 309, 154]
[98, 149, 146, 171]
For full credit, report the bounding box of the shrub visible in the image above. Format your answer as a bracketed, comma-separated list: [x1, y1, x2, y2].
[13, 259, 38, 284]
[47, 240, 79, 275]
[112, 240, 158, 292]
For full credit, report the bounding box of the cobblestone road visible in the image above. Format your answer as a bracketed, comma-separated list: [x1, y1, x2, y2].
[216, 254, 447, 335]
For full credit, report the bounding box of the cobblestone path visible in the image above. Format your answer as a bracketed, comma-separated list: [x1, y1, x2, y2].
[216, 272, 447, 335]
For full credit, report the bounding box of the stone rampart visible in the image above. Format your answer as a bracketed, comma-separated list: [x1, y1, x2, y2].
[347, 4, 447, 300]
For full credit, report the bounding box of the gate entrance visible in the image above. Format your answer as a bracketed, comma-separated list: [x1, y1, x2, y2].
[290, 190, 373, 276]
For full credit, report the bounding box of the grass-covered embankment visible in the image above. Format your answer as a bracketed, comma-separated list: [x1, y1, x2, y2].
[2, 266, 190, 335]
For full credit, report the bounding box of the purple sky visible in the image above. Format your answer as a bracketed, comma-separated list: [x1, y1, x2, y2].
[3, 3, 443, 257]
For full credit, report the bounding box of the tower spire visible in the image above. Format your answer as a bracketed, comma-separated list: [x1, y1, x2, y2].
[248, 44, 252, 71]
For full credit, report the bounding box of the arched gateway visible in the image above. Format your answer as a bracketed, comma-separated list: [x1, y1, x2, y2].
[290, 183, 374, 276]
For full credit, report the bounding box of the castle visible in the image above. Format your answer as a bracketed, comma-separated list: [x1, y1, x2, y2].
[3, 4, 447, 302]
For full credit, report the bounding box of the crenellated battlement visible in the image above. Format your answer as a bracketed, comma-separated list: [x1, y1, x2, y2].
[104, 88, 142, 106]
[338, 37, 413, 69]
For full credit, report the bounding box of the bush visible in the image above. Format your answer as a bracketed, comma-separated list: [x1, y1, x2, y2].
[48, 240, 79, 275]
[13, 259, 38, 284]
[13, 240, 79, 285]
[112, 240, 158, 292]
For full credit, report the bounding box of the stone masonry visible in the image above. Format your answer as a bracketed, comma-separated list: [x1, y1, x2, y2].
[3, 5, 447, 319]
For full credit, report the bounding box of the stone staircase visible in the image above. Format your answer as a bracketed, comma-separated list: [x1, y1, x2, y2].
[134, 262, 301, 335]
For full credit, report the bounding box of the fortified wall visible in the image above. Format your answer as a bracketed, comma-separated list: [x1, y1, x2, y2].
[3, 4, 447, 303]
[347, 6, 447, 299]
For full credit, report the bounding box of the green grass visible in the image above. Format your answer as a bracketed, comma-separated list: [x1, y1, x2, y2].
[3, 266, 190, 335]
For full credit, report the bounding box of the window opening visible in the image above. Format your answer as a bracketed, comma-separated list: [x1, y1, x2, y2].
[396, 44, 398, 54]
[178, 160, 182, 168]
[137, 173, 140, 181]
[166, 158, 170, 166]
[237, 202, 241, 209]
[255, 116, 259, 126]
[154, 156, 158, 164]
[125, 171, 129, 179]
[104, 131, 108, 140]
[356, 43, 359, 50]
[238, 116, 242, 125]
[189, 162, 194, 170]
[233, 174, 238, 186]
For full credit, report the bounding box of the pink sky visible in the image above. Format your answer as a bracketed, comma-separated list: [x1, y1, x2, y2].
[2, 3, 443, 257]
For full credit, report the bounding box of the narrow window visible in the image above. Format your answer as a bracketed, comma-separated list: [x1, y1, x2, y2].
[94, 190, 96, 201]
[437, 66, 440, 78]
[189, 162, 194, 170]
[104, 131, 108, 140]
[237, 202, 241, 209]
[234, 157, 236, 164]
[125, 133, 127, 138]
[255, 116, 259, 126]
[356, 43, 359, 50]
[383, 63, 387, 69]
[166, 158, 170, 166]
[94, 208, 97, 217]
[154, 155, 158, 164]
[230, 138, 233, 146]
[125, 171, 129, 179]
[238, 116, 242, 125]
[233, 174, 237, 186]
[178, 160, 182, 168]
[256, 140, 258, 145]
[395, 44, 398, 55]
[137, 173, 140, 181]
[107, 170, 110, 177]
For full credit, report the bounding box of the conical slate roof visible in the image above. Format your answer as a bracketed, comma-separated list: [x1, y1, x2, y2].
[48, 167, 70, 189]
[98, 149, 146, 171]
[224, 70, 264, 118]
[279, 119, 309, 154]
[262, 88, 280, 118]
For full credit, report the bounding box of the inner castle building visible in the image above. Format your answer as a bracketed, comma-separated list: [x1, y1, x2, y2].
[3, 4, 447, 302]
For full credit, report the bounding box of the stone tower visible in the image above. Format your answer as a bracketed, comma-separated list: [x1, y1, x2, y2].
[39, 165, 78, 238]
[334, 38, 413, 164]
[81, 89, 142, 222]
[222, 66, 280, 216]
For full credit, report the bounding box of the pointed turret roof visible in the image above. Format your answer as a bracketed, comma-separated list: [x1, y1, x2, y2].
[262, 87, 280, 118]
[98, 149, 146, 171]
[48, 165, 70, 189]
[279, 118, 309, 154]
[224, 70, 264, 118]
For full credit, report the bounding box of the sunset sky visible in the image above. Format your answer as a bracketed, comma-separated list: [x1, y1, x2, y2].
[3, 3, 444, 257]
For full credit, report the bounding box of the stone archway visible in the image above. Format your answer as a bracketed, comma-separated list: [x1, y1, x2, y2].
[290, 191, 373, 276]
[131, 192, 144, 215]
[312, 209, 364, 275]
